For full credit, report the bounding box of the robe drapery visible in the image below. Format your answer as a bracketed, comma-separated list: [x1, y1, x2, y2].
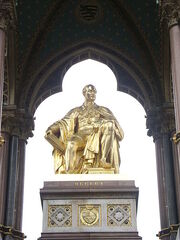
[46, 104, 124, 174]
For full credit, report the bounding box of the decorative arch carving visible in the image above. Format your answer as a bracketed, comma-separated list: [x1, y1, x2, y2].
[18, 40, 158, 115]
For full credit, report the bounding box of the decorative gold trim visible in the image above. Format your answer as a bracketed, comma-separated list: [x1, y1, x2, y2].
[0, 224, 26, 239]
[172, 132, 180, 144]
[157, 223, 180, 239]
[0, 136, 5, 146]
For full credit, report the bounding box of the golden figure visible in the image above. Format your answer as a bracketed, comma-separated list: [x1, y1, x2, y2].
[45, 84, 124, 174]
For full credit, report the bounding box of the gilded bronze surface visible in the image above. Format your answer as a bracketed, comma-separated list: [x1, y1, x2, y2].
[79, 204, 101, 227]
[45, 84, 124, 174]
[0, 136, 5, 146]
[172, 131, 180, 144]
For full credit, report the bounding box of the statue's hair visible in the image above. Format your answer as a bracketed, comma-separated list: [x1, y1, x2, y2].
[82, 84, 97, 96]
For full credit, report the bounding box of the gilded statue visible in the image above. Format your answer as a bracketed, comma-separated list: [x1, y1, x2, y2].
[45, 84, 124, 174]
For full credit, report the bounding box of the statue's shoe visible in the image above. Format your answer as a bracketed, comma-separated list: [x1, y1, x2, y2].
[99, 159, 112, 169]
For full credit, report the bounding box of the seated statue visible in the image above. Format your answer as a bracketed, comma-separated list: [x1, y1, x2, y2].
[45, 84, 124, 174]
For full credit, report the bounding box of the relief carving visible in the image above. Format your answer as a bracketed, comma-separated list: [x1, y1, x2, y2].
[159, 0, 180, 28]
[107, 204, 131, 227]
[2, 107, 34, 140]
[78, 204, 101, 227]
[0, 0, 16, 30]
[48, 205, 72, 227]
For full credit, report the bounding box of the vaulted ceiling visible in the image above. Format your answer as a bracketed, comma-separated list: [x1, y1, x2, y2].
[14, 0, 162, 114]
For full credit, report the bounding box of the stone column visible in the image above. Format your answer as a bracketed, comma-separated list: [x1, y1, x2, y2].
[0, 131, 10, 240]
[146, 105, 178, 240]
[4, 134, 19, 240]
[0, 5, 6, 146]
[0, 107, 34, 240]
[0, 1, 15, 145]
[15, 138, 26, 230]
[160, 0, 180, 235]
[167, 2, 180, 157]
[0, 4, 15, 237]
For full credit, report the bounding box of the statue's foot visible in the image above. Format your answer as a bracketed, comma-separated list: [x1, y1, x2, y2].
[99, 159, 112, 169]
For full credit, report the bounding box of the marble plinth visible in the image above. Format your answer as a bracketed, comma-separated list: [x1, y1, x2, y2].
[38, 180, 142, 240]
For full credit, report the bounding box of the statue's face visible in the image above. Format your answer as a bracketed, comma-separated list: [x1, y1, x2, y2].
[84, 85, 96, 102]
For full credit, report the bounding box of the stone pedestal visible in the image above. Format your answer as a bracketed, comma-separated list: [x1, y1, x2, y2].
[38, 180, 142, 240]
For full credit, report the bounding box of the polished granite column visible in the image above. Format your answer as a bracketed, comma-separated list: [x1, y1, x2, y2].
[155, 134, 178, 240]
[169, 22, 180, 225]
[4, 135, 19, 240]
[0, 4, 12, 239]
[15, 139, 26, 230]
[146, 106, 178, 240]
[0, 132, 10, 239]
[0, 10, 6, 146]
[160, 2, 180, 238]
[1, 108, 34, 240]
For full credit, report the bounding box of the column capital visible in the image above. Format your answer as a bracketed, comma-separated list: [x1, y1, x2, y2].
[0, 0, 16, 31]
[159, 0, 180, 28]
[146, 104, 175, 141]
[1, 105, 34, 140]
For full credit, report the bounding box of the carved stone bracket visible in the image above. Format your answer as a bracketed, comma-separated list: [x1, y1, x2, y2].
[159, 0, 180, 28]
[146, 104, 175, 141]
[0, 0, 16, 31]
[1, 106, 34, 140]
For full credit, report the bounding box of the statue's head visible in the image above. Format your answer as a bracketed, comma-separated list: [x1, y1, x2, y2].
[82, 84, 97, 102]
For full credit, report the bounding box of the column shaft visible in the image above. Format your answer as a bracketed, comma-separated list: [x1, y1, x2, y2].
[155, 134, 178, 239]
[4, 135, 19, 239]
[170, 25, 180, 131]
[0, 132, 9, 240]
[15, 139, 26, 230]
[169, 24, 180, 224]
[0, 28, 5, 134]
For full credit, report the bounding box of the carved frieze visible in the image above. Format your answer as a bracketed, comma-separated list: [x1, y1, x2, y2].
[43, 195, 137, 233]
[159, 0, 180, 28]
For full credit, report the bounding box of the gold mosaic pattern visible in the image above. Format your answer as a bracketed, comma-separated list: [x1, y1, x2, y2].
[48, 205, 72, 227]
[107, 204, 131, 227]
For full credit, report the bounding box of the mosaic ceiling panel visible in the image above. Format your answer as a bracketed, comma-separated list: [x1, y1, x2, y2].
[16, 0, 160, 71]
[16, 0, 162, 110]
